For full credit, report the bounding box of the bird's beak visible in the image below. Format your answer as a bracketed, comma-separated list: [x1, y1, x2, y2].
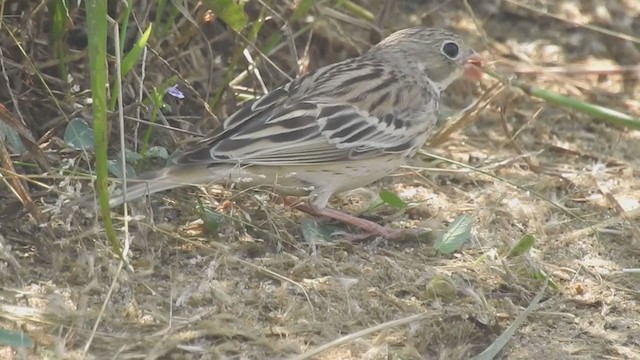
[462, 52, 483, 81]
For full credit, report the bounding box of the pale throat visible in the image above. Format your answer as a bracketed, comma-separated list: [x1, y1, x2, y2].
[417, 63, 462, 95]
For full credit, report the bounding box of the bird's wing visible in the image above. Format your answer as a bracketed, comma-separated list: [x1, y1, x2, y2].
[178, 100, 423, 166]
[177, 61, 432, 166]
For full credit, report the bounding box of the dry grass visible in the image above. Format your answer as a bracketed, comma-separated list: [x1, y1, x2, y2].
[1, 0, 640, 359]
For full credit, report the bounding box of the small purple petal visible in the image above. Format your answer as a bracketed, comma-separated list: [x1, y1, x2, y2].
[166, 85, 185, 99]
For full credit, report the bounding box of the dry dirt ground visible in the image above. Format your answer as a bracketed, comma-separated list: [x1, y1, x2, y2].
[1, 0, 640, 359]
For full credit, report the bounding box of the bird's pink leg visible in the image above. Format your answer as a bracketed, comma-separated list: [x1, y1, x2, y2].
[286, 198, 417, 240]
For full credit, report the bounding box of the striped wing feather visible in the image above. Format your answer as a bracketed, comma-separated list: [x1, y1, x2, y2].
[177, 59, 432, 167]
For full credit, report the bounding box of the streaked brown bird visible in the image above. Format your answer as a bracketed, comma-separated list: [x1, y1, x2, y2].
[110, 27, 483, 239]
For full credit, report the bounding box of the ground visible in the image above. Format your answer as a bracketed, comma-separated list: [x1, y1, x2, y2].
[1, 0, 640, 359]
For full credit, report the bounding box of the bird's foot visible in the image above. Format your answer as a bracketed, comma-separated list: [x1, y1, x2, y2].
[287, 197, 426, 241]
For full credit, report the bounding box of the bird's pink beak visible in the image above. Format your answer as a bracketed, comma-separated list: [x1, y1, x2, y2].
[462, 52, 483, 81]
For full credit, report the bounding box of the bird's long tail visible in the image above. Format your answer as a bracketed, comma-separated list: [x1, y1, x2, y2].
[108, 165, 223, 208]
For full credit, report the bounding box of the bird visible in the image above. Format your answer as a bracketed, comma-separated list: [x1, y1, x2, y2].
[109, 27, 483, 239]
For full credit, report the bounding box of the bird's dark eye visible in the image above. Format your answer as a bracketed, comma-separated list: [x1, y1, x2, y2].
[442, 41, 459, 59]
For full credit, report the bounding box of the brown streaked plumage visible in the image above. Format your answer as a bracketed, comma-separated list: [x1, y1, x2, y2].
[109, 27, 482, 239]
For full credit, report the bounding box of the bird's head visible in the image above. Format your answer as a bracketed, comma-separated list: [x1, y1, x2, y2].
[369, 27, 483, 94]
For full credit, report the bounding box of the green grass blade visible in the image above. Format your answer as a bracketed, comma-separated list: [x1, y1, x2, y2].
[201, 0, 247, 32]
[487, 70, 640, 129]
[291, 0, 314, 21]
[120, 24, 153, 77]
[118, 0, 133, 55]
[110, 23, 153, 110]
[86, 0, 121, 255]
[334, 0, 374, 22]
[48, 0, 70, 81]
[473, 281, 548, 360]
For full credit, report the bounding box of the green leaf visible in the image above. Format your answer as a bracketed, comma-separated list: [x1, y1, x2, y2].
[0, 120, 26, 153]
[201, 208, 220, 234]
[196, 199, 222, 235]
[424, 275, 456, 300]
[202, 0, 247, 32]
[121, 24, 153, 78]
[0, 328, 33, 348]
[124, 149, 143, 163]
[378, 190, 407, 209]
[435, 215, 474, 254]
[107, 159, 137, 179]
[145, 146, 169, 159]
[64, 118, 94, 150]
[507, 234, 536, 258]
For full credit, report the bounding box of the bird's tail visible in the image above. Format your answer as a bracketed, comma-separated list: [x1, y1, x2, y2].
[108, 165, 224, 208]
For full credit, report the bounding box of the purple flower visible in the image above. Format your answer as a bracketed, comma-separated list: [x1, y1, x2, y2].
[166, 85, 185, 99]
